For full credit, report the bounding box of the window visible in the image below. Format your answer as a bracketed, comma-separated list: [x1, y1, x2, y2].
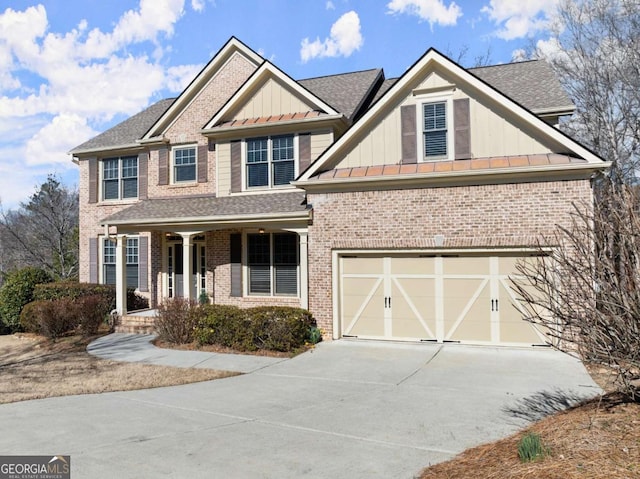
[102, 156, 137, 200]
[174, 146, 196, 182]
[103, 237, 139, 288]
[246, 135, 295, 188]
[423, 101, 447, 159]
[247, 233, 298, 296]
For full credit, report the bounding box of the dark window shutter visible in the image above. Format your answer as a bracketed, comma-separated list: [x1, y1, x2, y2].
[158, 147, 169, 185]
[401, 105, 417, 164]
[138, 152, 148, 200]
[208, 138, 215, 152]
[89, 238, 98, 283]
[230, 140, 241, 193]
[138, 236, 148, 292]
[454, 98, 471, 160]
[197, 144, 208, 183]
[230, 233, 242, 297]
[88, 158, 98, 203]
[298, 133, 311, 175]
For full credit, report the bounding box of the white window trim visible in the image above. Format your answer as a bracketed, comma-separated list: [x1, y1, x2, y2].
[100, 235, 140, 288]
[241, 134, 298, 191]
[242, 230, 300, 298]
[100, 156, 139, 202]
[416, 92, 454, 162]
[171, 144, 198, 184]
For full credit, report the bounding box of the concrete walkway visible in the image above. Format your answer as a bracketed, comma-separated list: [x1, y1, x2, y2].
[1, 337, 601, 478]
[88, 333, 287, 373]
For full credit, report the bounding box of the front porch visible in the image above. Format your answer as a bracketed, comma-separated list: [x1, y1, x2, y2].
[100, 192, 312, 322]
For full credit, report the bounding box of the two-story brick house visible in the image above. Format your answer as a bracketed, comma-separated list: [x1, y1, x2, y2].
[70, 37, 608, 346]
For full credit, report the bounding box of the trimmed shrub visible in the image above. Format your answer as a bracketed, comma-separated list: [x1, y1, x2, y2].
[248, 307, 316, 352]
[33, 282, 148, 313]
[194, 305, 317, 352]
[0, 267, 52, 333]
[155, 298, 205, 344]
[195, 305, 254, 350]
[20, 298, 79, 339]
[76, 294, 112, 336]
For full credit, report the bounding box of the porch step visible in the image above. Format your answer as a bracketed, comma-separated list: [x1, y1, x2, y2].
[114, 313, 156, 335]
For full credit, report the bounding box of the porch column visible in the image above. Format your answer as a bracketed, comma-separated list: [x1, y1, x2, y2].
[181, 233, 194, 301]
[115, 234, 128, 314]
[298, 231, 309, 310]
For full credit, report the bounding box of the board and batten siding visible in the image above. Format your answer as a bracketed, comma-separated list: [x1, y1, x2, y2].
[333, 70, 563, 169]
[234, 78, 313, 120]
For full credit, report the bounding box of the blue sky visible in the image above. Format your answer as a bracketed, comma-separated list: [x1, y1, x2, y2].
[0, 0, 561, 209]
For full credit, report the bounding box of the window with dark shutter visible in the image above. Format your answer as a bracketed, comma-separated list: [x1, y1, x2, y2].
[401, 105, 417, 164]
[454, 98, 471, 160]
[246, 232, 298, 296]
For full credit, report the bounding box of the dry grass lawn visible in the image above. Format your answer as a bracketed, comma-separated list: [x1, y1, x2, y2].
[419, 370, 640, 479]
[0, 333, 238, 404]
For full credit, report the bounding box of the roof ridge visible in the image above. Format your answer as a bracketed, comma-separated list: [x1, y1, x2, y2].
[298, 67, 382, 82]
[469, 59, 543, 71]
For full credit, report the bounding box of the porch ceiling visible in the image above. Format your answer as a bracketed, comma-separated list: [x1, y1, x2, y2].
[101, 191, 309, 228]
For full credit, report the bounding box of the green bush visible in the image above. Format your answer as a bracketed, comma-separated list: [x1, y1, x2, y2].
[0, 267, 52, 333]
[194, 305, 317, 352]
[155, 298, 205, 344]
[195, 304, 254, 350]
[33, 282, 148, 312]
[517, 432, 548, 462]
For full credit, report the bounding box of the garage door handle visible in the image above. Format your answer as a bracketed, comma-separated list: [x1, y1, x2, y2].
[496, 299, 499, 311]
[491, 299, 495, 311]
[491, 299, 499, 311]
[384, 297, 392, 308]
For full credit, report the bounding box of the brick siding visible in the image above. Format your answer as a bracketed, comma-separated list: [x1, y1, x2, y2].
[306, 179, 593, 336]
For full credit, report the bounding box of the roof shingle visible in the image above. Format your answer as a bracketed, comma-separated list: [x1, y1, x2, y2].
[101, 191, 308, 225]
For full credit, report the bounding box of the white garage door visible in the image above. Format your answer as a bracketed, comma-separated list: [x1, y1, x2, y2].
[339, 254, 548, 346]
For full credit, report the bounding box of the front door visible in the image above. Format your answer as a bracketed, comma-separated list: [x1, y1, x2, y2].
[167, 238, 206, 300]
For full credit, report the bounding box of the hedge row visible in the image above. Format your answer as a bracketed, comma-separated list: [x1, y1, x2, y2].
[17, 282, 150, 338]
[155, 299, 320, 352]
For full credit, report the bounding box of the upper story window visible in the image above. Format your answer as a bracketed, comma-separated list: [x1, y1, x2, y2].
[246, 135, 295, 188]
[103, 156, 137, 200]
[173, 146, 196, 183]
[423, 101, 448, 159]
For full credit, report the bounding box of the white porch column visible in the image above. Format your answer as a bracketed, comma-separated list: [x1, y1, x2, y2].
[181, 233, 194, 301]
[115, 234, 128, 314]
[298, 231, 309, 310]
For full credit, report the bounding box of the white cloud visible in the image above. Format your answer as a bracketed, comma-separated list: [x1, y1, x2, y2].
[25, 114, 98, 167]
[481, 0, 559, 40]
[326, 1, 335, 10]
[191, 0, 206, 12]
[0, 1, 199, 208]
[386, 0, 462, 27]
[300, 11, 363, 63]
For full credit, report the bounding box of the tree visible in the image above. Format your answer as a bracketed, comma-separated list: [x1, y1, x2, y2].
[0, 176, 79, 281]
[512, 177, 640, 400]
[537, 0, 640, 182]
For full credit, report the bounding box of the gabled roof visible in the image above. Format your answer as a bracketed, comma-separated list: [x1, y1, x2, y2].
[69, 98, 174, 155]
[299, 68, 384, 121]
[470, 60, 574, 114]
[297, 48, 607, 183]
[142, 37, 263, 141]
[203, 61, 342, 132]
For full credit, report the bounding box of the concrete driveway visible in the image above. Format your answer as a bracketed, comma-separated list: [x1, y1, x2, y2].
[0, 340, 599, 478]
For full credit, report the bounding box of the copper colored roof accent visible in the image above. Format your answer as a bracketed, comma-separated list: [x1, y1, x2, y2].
[214, 111, 324, 129]
[309, 154, 587, 181]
